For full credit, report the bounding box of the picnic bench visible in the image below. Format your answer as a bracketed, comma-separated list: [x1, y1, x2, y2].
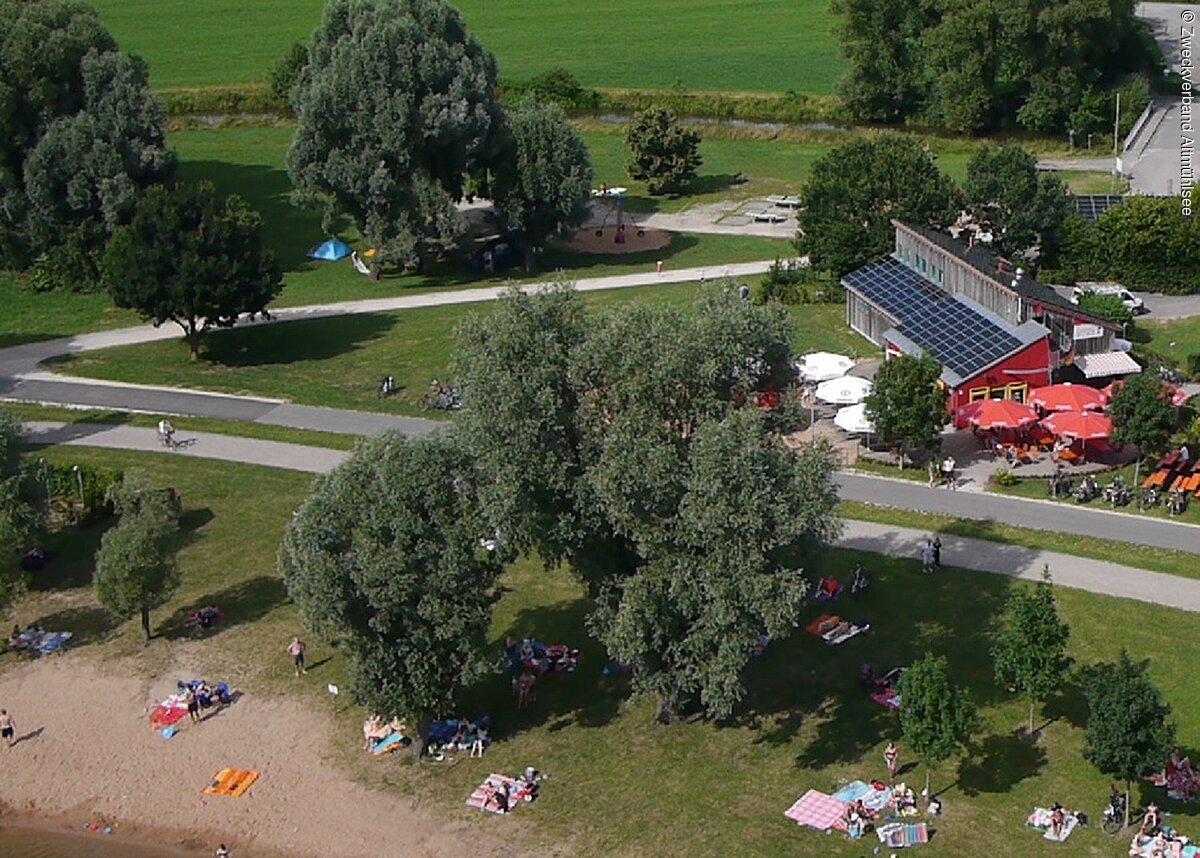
[747, 209, 787, 223]
[766, 194, 802, 209]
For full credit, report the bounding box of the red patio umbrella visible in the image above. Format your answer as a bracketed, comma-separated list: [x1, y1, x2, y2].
[956, 399, 1040, 430]
[1029, 382, 1105, 412]
[1041, 410, 1114, 440]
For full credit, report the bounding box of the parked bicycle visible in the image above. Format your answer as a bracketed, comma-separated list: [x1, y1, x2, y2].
[420, 380, 462, 411]
[1104, 475, 1132, 507]
[1101, 789, 1129, 835]
[1073, 475, 1099, 503]
[1168, 489, 1189, 516]
[1138, 486, 1161, 510]
[377, 375, 397, 398]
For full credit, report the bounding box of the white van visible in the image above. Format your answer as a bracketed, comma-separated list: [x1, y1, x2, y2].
[1070, 282, 1145, 315]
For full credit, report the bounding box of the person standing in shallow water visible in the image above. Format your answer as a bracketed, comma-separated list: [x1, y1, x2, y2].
[287, 636, 306, 676]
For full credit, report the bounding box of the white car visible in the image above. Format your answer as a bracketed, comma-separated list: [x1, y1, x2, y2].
[1070, 283, 1145, 315]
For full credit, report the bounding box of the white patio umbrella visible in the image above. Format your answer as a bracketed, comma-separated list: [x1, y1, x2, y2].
[834, 403, 875, 434]
[796, 351, 854, 382]
[815, 375, 873, 405]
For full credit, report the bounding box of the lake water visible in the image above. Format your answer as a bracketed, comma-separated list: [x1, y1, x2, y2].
[0, 825, 198, 857]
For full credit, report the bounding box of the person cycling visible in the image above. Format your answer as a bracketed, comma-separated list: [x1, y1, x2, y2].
[157, 418, 176, 448]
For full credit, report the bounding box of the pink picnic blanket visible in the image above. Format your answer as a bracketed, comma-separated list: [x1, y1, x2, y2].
[784, 788, 847, 831]
[465, 773, 535, 814]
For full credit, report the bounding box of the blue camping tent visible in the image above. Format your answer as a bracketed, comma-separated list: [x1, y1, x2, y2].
[307, 238, 352, 261]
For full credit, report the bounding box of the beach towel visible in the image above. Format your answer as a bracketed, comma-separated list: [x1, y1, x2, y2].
[1027, 807, 1078, 842]
[877, 822, 928, 847]
[37, 631, 72, 654]
[861, 784, 892, 814]
[465, 773, 535, 814]
[823, 623, 869, 645]
[872, 688, 901, 709]
[832, 780, 873, 803]
[371, 731, 408, 756]
[804, 614, 840, 637]
[783, 789, 847, 831]
[203, 769, 259, 797]
[149, 703, 188, 729]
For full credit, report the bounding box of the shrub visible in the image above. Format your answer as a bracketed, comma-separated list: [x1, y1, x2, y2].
[991, 467, 1019, 487]
[49, 463, 123, 526]
[753, 259, 842, 306]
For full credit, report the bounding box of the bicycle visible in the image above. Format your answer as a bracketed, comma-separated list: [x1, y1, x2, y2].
[158, 432, 196, 452]
[1101, 793, 1132, 835]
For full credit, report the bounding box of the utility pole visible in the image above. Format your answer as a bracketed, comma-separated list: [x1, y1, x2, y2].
[1113, 93, 1120, 156]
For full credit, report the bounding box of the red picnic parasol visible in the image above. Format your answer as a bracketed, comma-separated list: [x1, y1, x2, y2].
[1029, 382, 1105, 412]
[956, 398, 1040, 430]
[1041, 410, 1114, 440]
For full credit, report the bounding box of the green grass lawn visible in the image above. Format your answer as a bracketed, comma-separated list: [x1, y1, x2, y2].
[9, 448, 1200, 856]
[1131, 315, 1200, 376]
[1050, 170, 1127, 195]
[0, 273, 138, 348]
[89, 0, 845, 94]
[50, 287, 866, 416]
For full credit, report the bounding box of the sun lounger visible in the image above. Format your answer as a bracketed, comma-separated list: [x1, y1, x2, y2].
[784, 788, 848, 831]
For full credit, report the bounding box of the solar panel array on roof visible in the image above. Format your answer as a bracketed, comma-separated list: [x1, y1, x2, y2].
[1073, 195, 1123, 221]
[844, 257, 1022, 379]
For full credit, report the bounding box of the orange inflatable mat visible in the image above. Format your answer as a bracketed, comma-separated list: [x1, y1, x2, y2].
[203, 768, 259, 797]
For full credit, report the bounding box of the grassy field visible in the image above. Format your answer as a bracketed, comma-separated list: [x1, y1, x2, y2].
[1049, 170, 1127, 195]
[8, 448, 1200, 856]
[1132, 315, 1200, 376]
[89, 0, 845, 94]
[0, 273, 138, 349]
[50, 286, 867, 416]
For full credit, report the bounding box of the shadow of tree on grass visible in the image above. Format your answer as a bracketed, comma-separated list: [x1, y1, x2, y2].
[958, 732, 1048, 796]
[158, 574, 289, 640]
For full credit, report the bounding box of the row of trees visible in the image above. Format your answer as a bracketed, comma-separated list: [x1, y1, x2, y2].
[903, 572, 1175, 826]
[797, 137, 1072, 278]
[280, 285, 841, 752]
[832, 0, 1153, 133]
[796, 136, 1198, 297]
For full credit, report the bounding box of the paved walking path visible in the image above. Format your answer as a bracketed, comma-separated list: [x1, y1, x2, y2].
[836, 472, 1200, 555]
[836, 520, 1200, 613]
[0, 260, 778, 428]
[22, 422, 1200, 614]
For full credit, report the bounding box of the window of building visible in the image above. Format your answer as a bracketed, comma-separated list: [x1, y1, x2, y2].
[969, 387, 989, 402]
[1006, 382, 1028, 402]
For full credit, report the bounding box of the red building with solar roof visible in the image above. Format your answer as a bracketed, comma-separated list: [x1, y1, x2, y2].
[842, 221, 1125, 427]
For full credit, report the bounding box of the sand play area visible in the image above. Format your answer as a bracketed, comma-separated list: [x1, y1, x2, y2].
[0, 657, 512, 858]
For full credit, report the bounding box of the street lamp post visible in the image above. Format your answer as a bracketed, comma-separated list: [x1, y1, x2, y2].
[72, 465, 84, 523]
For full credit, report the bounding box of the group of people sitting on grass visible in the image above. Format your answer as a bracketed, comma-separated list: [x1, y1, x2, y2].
[361, 715, 408, 752]
[1147, 749, 1200, 802]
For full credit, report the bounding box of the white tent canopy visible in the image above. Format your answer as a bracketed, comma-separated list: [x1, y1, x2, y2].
[815, 375, 873, 405]
[834, 403, 875, 434]
[797, 351, 854, 382]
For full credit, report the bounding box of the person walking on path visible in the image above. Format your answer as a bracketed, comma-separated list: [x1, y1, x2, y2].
[927, 460, 939, 489]
[920, 540, 935, 574]
[932, 536, 942, 567]
[884, 741, 899, 782]
[287, 636, 307, 676]
[0, 709, 15, 747]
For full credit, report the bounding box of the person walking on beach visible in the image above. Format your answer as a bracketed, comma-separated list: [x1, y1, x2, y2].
[287, 636, 307, 676]
[186, 687, 200, 724]
[216, 845, 231, 858]
[884, 741, 899, 782]
[0, 709, 15, 747]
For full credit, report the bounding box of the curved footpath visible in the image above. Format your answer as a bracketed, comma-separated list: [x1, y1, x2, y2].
[0, 260, 776, 431]
[22, 421, 1200, 614]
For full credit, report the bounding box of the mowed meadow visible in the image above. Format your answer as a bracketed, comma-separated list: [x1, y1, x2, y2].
[88, 0, 845, 92]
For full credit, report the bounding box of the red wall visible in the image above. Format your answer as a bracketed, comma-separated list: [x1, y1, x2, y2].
[947, 338, 1052, 427]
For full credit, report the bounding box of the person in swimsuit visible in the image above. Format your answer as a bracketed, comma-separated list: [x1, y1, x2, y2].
[884, 741, 899, 781]
[287, 637, 306, 675]
[0, 709, 16, 747]
[215, 845, 231, 858]
[186, 688, 200, 723]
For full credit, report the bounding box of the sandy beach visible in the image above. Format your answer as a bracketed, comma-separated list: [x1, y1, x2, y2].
[0, 655, 505, 858]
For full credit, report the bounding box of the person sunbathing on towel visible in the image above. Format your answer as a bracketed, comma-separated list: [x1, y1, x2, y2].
[1142, 802, 1162, 835]
[1049, 806, 1066, 839]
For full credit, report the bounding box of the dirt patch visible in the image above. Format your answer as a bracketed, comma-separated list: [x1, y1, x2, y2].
[555, 226, 671, 255]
